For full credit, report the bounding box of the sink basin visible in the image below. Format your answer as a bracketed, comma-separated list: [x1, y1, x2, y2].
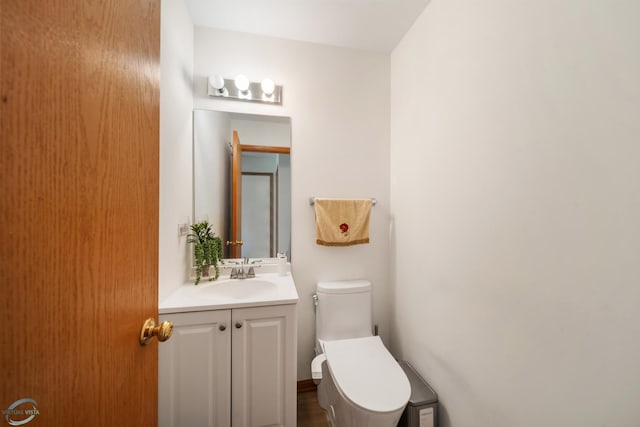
[159, 273, 299, 314]
[195, 279, 278, 300]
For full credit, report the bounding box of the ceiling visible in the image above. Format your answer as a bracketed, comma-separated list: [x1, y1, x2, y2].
[184, 0, 430, 53]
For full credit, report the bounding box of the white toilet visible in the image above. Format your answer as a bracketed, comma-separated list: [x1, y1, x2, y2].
[311, 280, 410, 427]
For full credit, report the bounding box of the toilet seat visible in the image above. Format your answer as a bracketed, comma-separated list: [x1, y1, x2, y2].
[323, 336, 410, 414]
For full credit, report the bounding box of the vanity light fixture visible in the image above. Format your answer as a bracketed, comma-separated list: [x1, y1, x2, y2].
[207, 74, 282, 105]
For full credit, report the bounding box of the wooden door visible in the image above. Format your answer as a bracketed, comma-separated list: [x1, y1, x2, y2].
[0, 1, 160, 426]
[231, 131, 243, 258]
[231, 305, 297, 427]
[159, 311, 231, 427]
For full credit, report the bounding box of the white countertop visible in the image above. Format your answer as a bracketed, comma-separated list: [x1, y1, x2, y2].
[159, 272, 299, 314]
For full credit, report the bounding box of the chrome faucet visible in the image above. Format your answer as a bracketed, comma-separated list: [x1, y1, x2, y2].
[229, 257, 260, 279]
[230, 257, 250, 279]
[229, 259, 244, 279]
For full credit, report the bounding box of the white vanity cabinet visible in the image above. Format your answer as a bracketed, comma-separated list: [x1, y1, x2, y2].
[158, 309, 231, 427]
[158, 303, 297, 427]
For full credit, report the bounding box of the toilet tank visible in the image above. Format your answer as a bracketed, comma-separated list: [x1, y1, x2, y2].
[316, 280, 372, 346]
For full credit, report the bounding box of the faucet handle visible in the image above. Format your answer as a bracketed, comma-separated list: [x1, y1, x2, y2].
[247, 267, 255, 278]
[230, 267, 238, 279]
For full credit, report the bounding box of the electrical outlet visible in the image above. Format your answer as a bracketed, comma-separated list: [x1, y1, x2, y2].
[178, 223, 190, 237]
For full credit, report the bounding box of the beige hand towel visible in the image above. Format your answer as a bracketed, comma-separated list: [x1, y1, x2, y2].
[314, 198, 372, 246]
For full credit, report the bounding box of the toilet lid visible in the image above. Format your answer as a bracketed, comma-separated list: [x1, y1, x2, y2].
[323, 336, 410, 413]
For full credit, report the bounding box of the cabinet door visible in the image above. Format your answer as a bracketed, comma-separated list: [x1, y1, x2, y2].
[159, 310, 232, 427]
[232, 304, 297, 427]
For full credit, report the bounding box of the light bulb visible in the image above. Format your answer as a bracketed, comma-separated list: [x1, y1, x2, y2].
[234, 74, 250, 92]
[209, 74, 225, 91]
[261, 78, 275, 96]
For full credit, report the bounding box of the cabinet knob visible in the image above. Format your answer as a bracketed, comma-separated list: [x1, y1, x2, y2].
[219, 324, 226, 331]
[235, 322, 242, 329]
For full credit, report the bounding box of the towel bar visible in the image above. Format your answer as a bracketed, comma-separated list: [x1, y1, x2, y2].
[309, 197, 377, 206]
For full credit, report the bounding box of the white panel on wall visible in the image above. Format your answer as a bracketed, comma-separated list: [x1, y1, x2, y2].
[193, 109, 231, 243]
[278, 154, 291, 256]
[390, 1, 640, 426]
[159, 0, 195, 300]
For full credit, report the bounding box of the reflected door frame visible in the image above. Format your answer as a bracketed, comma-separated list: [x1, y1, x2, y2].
[231, 132, 290, 258]
[231, 131, 243, 258]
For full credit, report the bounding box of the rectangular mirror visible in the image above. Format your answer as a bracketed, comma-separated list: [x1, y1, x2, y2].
[193, 110, 291, 261]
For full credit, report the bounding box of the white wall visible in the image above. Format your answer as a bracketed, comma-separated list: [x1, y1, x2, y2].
[278, 155, 292, 257]
[159, 0, 194, 300]
[193, 110, 230, 244]
[230, 115, 291, 148]
[390, 1, 640, 426]
[194, 28, 390, 379]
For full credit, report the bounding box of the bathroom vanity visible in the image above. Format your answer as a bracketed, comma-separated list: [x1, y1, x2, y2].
[158, 272, 298, 427]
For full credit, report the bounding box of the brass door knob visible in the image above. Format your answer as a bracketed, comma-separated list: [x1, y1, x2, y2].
[139, 318, 173, 345]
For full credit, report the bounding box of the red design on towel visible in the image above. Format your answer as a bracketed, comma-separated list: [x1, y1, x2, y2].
[339, 223, 349, 233]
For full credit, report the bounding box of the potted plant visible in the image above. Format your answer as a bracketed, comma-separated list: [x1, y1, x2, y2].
[187, 220, 224, 285]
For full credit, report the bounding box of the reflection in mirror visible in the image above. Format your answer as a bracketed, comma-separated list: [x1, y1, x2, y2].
[193, 110, 291, 260]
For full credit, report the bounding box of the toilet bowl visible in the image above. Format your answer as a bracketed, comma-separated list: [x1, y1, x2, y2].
[320, 336, 410, 426]
[313, 280, 410, 427]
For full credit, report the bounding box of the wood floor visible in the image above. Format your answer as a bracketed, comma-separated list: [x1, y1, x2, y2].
[297, 390, 330, 427]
